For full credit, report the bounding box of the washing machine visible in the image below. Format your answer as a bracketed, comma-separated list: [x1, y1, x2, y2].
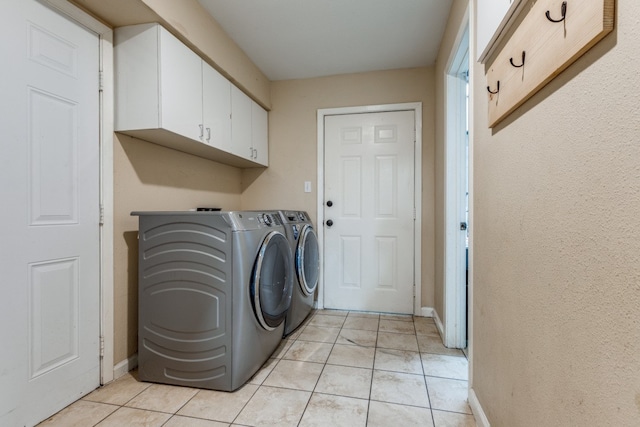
[132, 211, 293, 391]
[278, 210, 320, 336]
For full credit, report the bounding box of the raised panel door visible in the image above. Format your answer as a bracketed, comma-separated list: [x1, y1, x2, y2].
[0, 1, 101, 425]
[323, 111, 415, 314]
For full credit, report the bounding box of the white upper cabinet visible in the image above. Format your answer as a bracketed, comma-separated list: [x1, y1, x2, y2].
[159, 28, 204, 142]
[231, 85, 253, 160]
[477, 0, 523, 63]
[231, 85, 269, 167]
[114, 23, 267, 168]
[251, 102, 268, 166]
[202, 63, 232, 152]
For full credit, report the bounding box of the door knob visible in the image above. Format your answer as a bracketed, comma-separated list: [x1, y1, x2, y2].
[460, 222, 467, 231]
[326, 200, 333, 207]
[326, 219, 334, 227]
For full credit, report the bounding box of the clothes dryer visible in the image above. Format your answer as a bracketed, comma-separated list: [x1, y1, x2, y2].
[278, 211, 320, 336]
[132, 211, 293, 391]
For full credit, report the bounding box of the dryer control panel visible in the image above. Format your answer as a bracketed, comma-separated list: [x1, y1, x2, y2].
[282, 211, 310, 224]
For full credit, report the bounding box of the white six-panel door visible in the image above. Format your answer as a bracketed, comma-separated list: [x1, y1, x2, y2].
[323, 111, 415, 314]
[0, 1, 101, 425]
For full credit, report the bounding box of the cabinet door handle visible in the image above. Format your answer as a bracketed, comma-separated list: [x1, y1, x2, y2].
[206, 127, 211, 142]
[199, 124, 204, 140]
[253, 148, 258, 159]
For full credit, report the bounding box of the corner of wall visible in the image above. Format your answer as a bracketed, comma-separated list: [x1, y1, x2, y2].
[468, 387, 491, 427]
[113, 353, 138, 381]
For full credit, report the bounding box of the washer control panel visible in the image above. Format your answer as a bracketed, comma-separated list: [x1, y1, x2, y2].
[261, 213, 273, 226]
[226, 212, 281, 230]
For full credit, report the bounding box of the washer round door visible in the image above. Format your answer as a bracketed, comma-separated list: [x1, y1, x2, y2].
[251, 231, 294, 330]
[296, 225, 319, 296]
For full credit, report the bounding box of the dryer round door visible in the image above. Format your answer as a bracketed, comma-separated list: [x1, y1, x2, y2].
[251, 231, 293, 331]
[296, 225, 319, 296]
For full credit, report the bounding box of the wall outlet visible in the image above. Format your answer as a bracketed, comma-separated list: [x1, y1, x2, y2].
[304, 181, 312, 193]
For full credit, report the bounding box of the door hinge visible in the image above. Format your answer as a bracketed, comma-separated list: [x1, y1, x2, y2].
[99, 336, 105, 358]
[99, 204, 104, 226]
[99, 71, 104, 91]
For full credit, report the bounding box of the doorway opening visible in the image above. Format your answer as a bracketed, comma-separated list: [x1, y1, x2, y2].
[443, 19, 470, 350]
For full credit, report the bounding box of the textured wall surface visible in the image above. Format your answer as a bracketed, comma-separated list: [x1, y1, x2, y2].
[241, 68, 437, 308]
[471, 0, 640, 425]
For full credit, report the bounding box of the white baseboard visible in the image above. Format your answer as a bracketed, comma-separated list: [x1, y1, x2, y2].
[468, 387, 490, 427]
[419, 306, 435, 317]
[112, 353, 138, 381]
[432, 308, 445, 337]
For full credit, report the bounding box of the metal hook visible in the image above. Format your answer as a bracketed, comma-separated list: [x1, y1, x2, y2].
[487, 81, 500, 95]
[509, 51, 526, 68]
[546, 1, 567, 23]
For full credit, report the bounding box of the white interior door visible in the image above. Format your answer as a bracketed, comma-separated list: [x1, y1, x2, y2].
[323, 111, 415, 314]
[0, 1, 101, 425]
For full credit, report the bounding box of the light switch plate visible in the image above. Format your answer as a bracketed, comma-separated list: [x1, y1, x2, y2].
[304, 181, 312, 193]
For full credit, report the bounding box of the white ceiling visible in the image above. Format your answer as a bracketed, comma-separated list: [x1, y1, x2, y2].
[197, 0, 453, 81]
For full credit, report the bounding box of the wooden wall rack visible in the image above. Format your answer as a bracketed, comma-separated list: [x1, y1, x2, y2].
[486, 0, 615, 128]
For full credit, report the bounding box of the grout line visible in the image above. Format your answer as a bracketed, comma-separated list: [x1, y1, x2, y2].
[431, 408, 476, 416]
[83, 401, 121, 427]
[366, 318, 378, 426]
[229, 374, 265, 426]
[293, 312, 321, 427]
[368, 397, 432, 410]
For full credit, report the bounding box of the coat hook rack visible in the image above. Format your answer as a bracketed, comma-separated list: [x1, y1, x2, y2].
[545, 1, 567, 23]
[487, 81, 500, 94]
[487, 0, 614, 127]
[509, 51, 526, 68]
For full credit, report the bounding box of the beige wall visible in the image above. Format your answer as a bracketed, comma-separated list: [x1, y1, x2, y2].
[113, 135, 242, 363]
[471, 0, 640, 425]
[240, 68, 437, 308]
[433, 0, 469, 327]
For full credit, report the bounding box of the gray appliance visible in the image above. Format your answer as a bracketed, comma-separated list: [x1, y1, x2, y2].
[278, 211, 320, 336]
[132, 211, 293, 391]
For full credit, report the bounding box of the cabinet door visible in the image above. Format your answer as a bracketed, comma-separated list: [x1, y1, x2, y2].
[231, 85, 253, 160]
[251, 102, 268, 166]
[159, 27, 203, 141]
[202, 63, 231, 150]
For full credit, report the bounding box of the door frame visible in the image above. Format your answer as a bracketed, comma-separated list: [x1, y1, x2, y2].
[316, 103, 422, 315]
[443, 7, 470, 349]
[40, 0, 115, 385]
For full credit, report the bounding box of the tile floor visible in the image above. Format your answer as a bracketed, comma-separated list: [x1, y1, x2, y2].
[38, 310, 477, 427]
